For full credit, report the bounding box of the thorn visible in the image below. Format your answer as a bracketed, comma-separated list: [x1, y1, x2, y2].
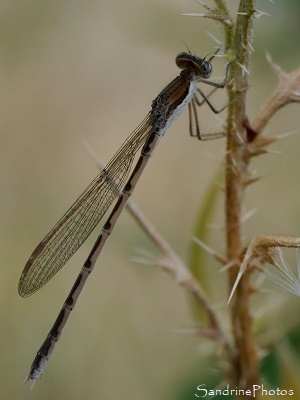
[292, 91, 300, 99]
[237, 62, 250, 76]
[248, 42, 255, 53]
[192, 237, 217, 256]
[181, 13, 206, 17]
[276, 130, 298, 140]
[193, 237, 227, 265]
[264, 148, 282, 155]
[228, 268, 244, 304]
[131, 256, 154, 265]
[220, 260, 237, 273]
[229, 153, 239, 172]
[206, 31, 222, 46]
[244, 176, 261, 186]
[131, 248, 157, 265]
[241, 208, 257, 223]
[235, 130, 245, 144]
[254, 9, 272, 18]
[224, 19, 234, 27]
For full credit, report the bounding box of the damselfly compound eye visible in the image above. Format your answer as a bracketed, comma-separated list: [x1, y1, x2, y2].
[201, 60, 212, 79]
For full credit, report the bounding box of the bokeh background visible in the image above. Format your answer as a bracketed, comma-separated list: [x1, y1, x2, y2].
[1, 1, 300, 399]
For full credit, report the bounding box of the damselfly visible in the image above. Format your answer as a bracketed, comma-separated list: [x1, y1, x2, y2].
[19, 50, 234, 388]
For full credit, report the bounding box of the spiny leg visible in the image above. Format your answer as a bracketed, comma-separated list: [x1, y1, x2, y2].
[188, 102, 193, 137]
[189, 98, 225, 141]
[195, 87, 228, 114]
[194, 86, 219, 108]
[207, 48, 221, 63]
[189, 99, 201, 138]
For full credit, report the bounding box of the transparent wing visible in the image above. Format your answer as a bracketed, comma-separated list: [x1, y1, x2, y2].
[18, 113, 155, 297]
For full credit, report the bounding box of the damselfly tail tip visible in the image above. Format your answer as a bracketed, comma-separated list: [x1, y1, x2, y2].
[23, 374, 37, 390]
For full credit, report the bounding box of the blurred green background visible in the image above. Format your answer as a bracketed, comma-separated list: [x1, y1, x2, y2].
[2, 1, 300, 399]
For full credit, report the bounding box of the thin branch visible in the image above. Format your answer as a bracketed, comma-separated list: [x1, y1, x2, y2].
[252, 54, 300, 134]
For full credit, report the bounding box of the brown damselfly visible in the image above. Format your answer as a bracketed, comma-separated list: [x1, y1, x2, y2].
[19, 50, 234, 388]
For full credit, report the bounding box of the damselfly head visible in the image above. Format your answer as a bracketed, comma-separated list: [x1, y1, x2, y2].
[176, 52, 212, 79]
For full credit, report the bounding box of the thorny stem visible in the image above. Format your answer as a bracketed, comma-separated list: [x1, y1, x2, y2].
[194, 0, 300, 395]
[223, 0, 260, 393]
[222, 4, 300, 393]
